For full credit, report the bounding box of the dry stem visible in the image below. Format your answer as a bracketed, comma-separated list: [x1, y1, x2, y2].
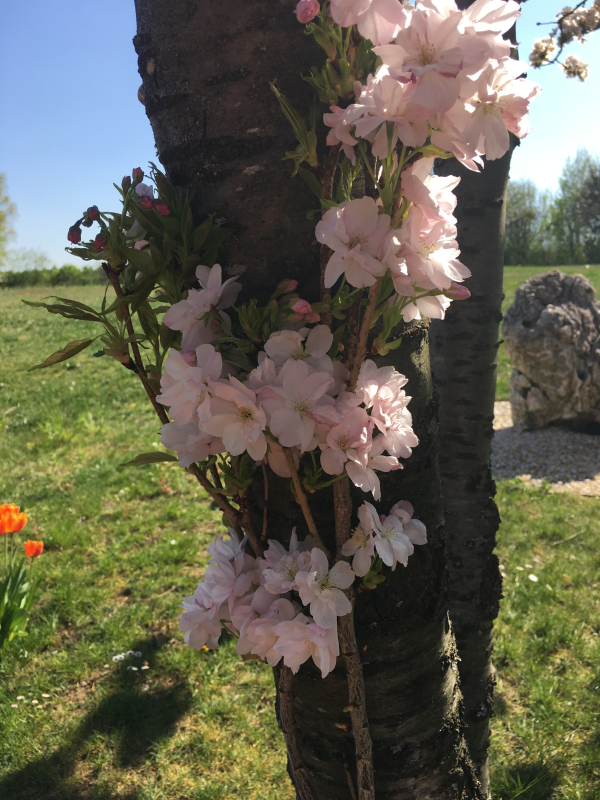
[334, 477, 375, 800]
[347, 278, 382, 392]
[260, 462, 269, 544]
[283, 448, 329, 557]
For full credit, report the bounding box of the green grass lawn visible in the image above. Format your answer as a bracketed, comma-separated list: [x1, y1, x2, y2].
[0, 281, 599, 799]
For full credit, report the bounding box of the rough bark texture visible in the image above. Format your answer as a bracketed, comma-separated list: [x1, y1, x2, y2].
[133, 2, 481, 796]
[430, 149, 511, 794]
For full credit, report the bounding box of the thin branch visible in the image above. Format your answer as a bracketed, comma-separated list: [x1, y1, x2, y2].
[343, 293, 363, 372]
[238, 491, 265, 557]
[260, 462, 269, 544]
[283, 448, 330, 557]
[334, 478, 375, 800]
[347, 278, 382, 392]
[338, 610, 375, 800]
[187, 463, 243, 531]
[210, 463, 223, 490]
[344, 763, 359, 800]
[277, 666, 318, 800]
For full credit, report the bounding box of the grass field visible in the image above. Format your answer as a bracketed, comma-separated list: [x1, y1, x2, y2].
[0, 274, 599, 800]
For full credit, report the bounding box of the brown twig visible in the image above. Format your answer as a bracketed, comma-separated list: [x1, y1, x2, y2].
[277, 666, 318, 800]
[334, 478, 375, 800]
[187, 463, 242, 530]
[344, 763, 359, 800]
[343, 293, 363, 372]
[338, 610, 375, 800]
[348, 278, 382, 392]
[260, 462, 269, 544]
[283, 448, 329, 557]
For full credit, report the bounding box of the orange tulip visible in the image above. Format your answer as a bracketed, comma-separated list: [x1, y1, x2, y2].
[24, 540, 43, 558]
[0, 504, 28, 534]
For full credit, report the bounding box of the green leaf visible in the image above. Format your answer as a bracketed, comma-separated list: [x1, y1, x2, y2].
[22, 299, 103, 323]
[28, 338, 99, 371]
[192, 216, 213, 252]
[297, 166, 323, 200]
[120, 452, 178, 467]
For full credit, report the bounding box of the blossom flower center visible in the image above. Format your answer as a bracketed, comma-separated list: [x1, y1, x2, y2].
[291, 346, 308, 361]
[294, 398, 313, 418]
[417, 44, 436, 67]
[337, 434, 352, 451]
[236, 406, 256, 424]
[482, 103, 503, 119]
[418, 237, 437, 257]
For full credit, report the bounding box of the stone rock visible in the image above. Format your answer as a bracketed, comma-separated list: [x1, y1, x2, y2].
[502, 269, 600, 430]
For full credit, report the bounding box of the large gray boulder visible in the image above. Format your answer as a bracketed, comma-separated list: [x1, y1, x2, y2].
[502, 269, 600, 430]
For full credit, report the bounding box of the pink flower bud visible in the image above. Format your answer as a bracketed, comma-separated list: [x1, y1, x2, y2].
[93, 234, 107, 250]
[277, 279, 298, 293]
[122, 175, 132, 190]
[68, 225, 81, 244]
[448, 282, 471, 300]
[87, 205, 100, 221]
[292, 299, 312, 315]
[132, 167, 144, 185]
[134, 240, 149, 250]
[379, 514, 386, 523]
[295, 0, 319, 23]
[138, 195, 153, 209]
[153, 199, 170, 216]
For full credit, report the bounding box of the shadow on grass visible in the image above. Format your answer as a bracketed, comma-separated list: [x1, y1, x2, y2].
[491, 761, 557, 800]
[0, 637, 194, 800]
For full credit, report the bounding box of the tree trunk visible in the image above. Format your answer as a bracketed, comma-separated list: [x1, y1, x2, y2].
[133, 2, 481, 796]
[429, 4, 518, 793]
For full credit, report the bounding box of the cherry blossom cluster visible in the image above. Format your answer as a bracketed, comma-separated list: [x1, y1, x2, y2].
[179, 500, 426, 675]
[320, 0, 538, 164]
[317, 178, 469, 321]
[529, 1, 599, 79]
[157, 264, 418, 500]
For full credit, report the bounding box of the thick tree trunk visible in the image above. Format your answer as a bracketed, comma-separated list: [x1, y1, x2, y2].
[133, 2, 481, 796]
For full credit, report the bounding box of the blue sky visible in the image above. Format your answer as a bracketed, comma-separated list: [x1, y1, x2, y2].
[1, 0, 598, 268]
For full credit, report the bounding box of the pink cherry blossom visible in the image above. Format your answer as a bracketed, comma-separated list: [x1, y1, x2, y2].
[273, 616, 340, 677]
[388, 500, 428, 544]
[341, 502, 378, 576]
[291, 298, 320, 323]
[358, 501, 415, 569]
[351, 68, 430, 155]
[264, 326, 333, 371]
[236, 598, 299, 666]
[160, 421, 223, 468]
[323, 105, 360, 165]
[295, 0, 320, 24]
[345, 435, 400, 500]
[179, 595, 223, 650]
[461, 60, 540, 160]
[202, 377, 267, 460]
[162, 264, 241, 350]
[267, 361, 339, 452]
[262, 530, 313, 594]
[294, 548, 355, 628]
[156, 344, 223, 425]
[320, 407, 372, 476]
[330, 0, 409, 46]
[316, 197, 390, 289]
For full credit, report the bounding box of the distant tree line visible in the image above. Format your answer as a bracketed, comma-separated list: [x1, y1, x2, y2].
[0, 263, 106, 288]
[505, 148, 600, 266]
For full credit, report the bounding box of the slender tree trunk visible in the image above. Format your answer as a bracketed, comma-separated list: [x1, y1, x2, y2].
[429, 4, 519, 792]
[429, 152, 510, 796]
[133, 2, 481, 796]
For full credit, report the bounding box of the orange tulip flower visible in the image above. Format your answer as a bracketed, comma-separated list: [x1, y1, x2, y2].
[0, 504, 28, 534]
[24, 540, 44, 558]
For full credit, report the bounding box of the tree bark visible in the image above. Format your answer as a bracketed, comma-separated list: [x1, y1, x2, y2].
[133, 2, 482, 796]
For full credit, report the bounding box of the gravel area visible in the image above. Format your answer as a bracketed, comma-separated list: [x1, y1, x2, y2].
[492, 401, 600, 497]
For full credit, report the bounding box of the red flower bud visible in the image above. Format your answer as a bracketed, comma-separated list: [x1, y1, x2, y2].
[87, 205, 99, 221]
[132, 167, 144, 185]
[93, 234, 107, 250]
[68, 225, 81, 244]
[122, 175, 132, 190]
[153, 199, 170, 216]
[138, 195, 153, 209]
